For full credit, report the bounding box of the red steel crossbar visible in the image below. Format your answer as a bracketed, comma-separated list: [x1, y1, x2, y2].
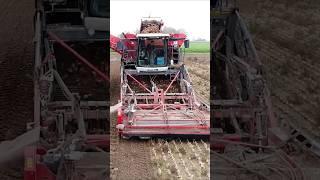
[48, 32, 109, 82]
[164, 71, 180, 94]
[126, 73, 152, 93]
[126, 125, 209, 129]
[41, 53, 54, 65]
[131, 119, 209, 121]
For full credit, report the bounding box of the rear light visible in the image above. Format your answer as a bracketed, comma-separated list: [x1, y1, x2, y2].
[117, 108, 123, 124]
[25, 157, 34, 170]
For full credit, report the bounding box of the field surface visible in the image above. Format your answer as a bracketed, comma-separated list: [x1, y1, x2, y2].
[185, 41, 210, 54]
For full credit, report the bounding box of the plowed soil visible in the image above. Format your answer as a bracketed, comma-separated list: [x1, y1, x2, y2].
[239, 0, 320, 138]
[0, 0, 34, 178]
[185, 53, 210, 102]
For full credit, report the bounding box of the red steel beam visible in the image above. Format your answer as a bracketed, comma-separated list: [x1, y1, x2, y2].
[129, 119, 210, 121]
[126, 73, 152, 93]
[124, 131, 209, 135]
[136, 104, 189, 107]
[41, 53, 54, 65]
[164, 71, 180, 94]
[48, 32, 109, 82]
[126, 125, 209, 129]
[86, 134, 110, 150]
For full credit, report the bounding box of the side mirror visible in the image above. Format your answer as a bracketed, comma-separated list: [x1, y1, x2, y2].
[184, 40, 190, 48]
[117, 41, 124, 51]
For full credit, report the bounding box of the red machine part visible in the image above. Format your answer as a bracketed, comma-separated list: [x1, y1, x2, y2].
[24, 134, 109, 180]
[86, 135, 110, 150]
[110, 34, 121, 54]
[211, 135, 242, 152]
[110, 33, 187, 56]
[24, 146, 56, 180]
[110, 33, 137, 51]
[119, 73, 210, 136]
[24, 146, 37, 180]
[117, 108, 124, 135]
[123, 33, 137, 39]
[110, 33, 138, 62]
[117, 108, 123, 124]
[169, 33, 187, 47]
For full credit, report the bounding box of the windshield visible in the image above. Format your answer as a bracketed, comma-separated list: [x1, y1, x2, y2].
[137, 38, 167, 67]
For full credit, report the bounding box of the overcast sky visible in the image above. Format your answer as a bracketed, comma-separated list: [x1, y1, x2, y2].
[110, 0, 210, 41]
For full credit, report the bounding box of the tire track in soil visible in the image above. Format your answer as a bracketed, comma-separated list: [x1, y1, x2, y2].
[254, 36, 320, 132]
[0, 0, 34, 179]
[110, 56, 154, 180]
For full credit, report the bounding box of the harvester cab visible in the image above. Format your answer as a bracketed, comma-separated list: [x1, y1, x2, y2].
[113, 17, 189, 72]
[136, 33, 170, 72]
[135, 33, 190, 71]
